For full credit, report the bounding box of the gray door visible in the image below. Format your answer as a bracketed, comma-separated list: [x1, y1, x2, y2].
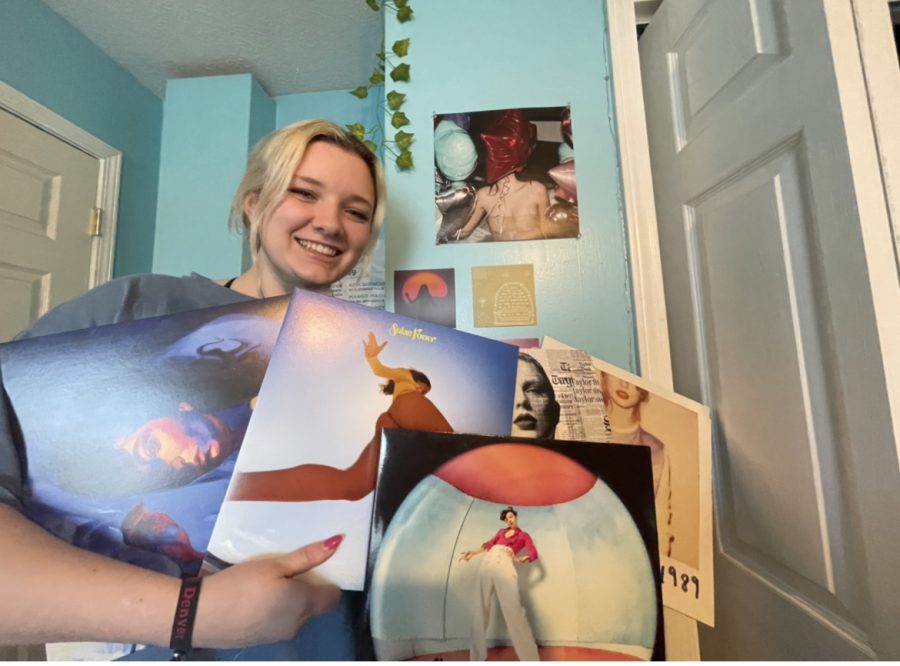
[640, 0, 900, 658]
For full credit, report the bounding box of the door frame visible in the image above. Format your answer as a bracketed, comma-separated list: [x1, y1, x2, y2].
[606, 0, 700, 660]
[848, 0, 899, 272]
[607, 0, 673, 389]
[0, 81, 121, 288]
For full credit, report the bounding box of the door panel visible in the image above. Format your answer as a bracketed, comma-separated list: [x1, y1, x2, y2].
[670, 0, 787, 149]
[689, 143, 835, 589]
[641, 0, 900, 658]
[0, 108, 100, 341]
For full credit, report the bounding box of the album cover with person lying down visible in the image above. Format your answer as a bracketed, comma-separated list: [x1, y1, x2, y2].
[0, 296, 289, 578]
[363, 429, 665, 661]
[204, 289, 519, 590]
[434, 105, 579, 245]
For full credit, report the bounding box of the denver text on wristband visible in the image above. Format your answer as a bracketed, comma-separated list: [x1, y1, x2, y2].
[170, 576, 202, 659]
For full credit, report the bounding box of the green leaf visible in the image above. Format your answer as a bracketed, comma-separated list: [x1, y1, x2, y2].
[396, 5, 413, 22]
[391, 38, 410, 57]
[366, 0, 380, 11]
[349, 86, 369, 99]
[390, 62, 410, 82]
[346, 122, 367, 140]
[394, 130, 414, 150]
[369, 68, 385, 85]
[364, 140, 379, 153]
[396, 150, 414, 170]
[386, 90, 406, 111]
[376, 51, 386, 62]
[391, 111, 410, 129]
[394, 0, 408, 7]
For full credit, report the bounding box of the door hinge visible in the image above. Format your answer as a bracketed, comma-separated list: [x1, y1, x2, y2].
[88, 207, 102, 236]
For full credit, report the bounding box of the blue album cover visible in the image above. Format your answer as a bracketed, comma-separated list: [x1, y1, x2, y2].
[0, 297, 288, 577]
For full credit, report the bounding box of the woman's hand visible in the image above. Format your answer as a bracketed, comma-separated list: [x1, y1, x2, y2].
[363, 332, 387, 359]
[459, 549, 481, 563]
[192, 536, 343, 648]
[515, 555, 531, 564]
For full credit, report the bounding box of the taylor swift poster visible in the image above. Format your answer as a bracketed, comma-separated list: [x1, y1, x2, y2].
[364, 430, 665, 661]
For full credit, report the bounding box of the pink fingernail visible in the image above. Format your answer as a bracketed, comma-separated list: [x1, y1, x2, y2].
[324, 534, 344, 550]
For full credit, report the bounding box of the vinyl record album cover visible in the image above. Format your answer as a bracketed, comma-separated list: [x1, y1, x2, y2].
[0, 296, 289, 577]
[205, 289, 519, 590]
[542, 336, 714, 626]
[365, 429, 665, 661]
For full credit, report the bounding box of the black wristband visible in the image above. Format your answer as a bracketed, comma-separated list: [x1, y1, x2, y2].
[169, 576, 202, 660]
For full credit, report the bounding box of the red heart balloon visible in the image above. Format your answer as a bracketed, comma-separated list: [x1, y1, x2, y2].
[481, 109, 537, 184]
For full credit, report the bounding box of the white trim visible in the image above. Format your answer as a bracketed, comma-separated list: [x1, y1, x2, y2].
[606, 0, 674, 388]
[0, 81, 121, 287]
[607, 0, 698, 658]
[831, 0, 900, 490]
[850, 0, 900, 274]
[633, 0, 663, 25]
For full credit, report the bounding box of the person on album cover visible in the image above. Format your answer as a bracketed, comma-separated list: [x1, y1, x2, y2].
[22, 315, 276, 578]
[511, 352, 560, 440]
[226, 331, 452, 502]
[600, 371, 674, 557]
[460, 506, 540, 662]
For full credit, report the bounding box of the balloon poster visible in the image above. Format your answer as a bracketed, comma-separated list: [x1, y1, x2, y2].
[434, 106, 579, 245]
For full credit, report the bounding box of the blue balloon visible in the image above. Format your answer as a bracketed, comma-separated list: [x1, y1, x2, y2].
[437, 112, 471, 131]
[434, 120, 477, 182]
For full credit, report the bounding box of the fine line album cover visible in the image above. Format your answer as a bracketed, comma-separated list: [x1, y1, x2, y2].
[363, 429, 665, 661]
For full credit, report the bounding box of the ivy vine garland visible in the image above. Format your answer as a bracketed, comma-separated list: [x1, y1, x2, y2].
[348, 0, 414, 170]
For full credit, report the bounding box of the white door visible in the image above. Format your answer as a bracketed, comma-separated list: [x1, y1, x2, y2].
[640, 0, 900, 659]
[0, 108, 101, 341]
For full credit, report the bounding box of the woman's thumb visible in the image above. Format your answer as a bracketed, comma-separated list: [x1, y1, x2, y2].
[276, 534, 344, 578]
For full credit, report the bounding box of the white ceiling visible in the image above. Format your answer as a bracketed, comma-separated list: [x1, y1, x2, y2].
[41, 0, 384, 99]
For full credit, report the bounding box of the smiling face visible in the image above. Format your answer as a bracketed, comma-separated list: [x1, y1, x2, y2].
[511, 355, 559, 440]
[253, 140, 376, 291]
[504, 511, 519, 529]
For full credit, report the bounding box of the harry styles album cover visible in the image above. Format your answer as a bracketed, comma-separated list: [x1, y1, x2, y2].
[205, 289, 519, 590]
[362, 429, 665, 661]
[0, 296, 289, 577]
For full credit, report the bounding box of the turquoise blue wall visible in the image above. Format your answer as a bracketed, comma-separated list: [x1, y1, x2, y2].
[383, 0, 636, 369]
[276, 87, 382, 136]
[0, 0, 163, 277]
[153, 74, 275, 279]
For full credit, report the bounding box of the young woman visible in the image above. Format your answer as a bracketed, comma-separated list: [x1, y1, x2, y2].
[0, 119, 385, 658]
[511, 351, 560, 440]
[460, 506, 540, 661]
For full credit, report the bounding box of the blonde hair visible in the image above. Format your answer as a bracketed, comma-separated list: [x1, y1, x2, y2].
[229, 119, 387, 277]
